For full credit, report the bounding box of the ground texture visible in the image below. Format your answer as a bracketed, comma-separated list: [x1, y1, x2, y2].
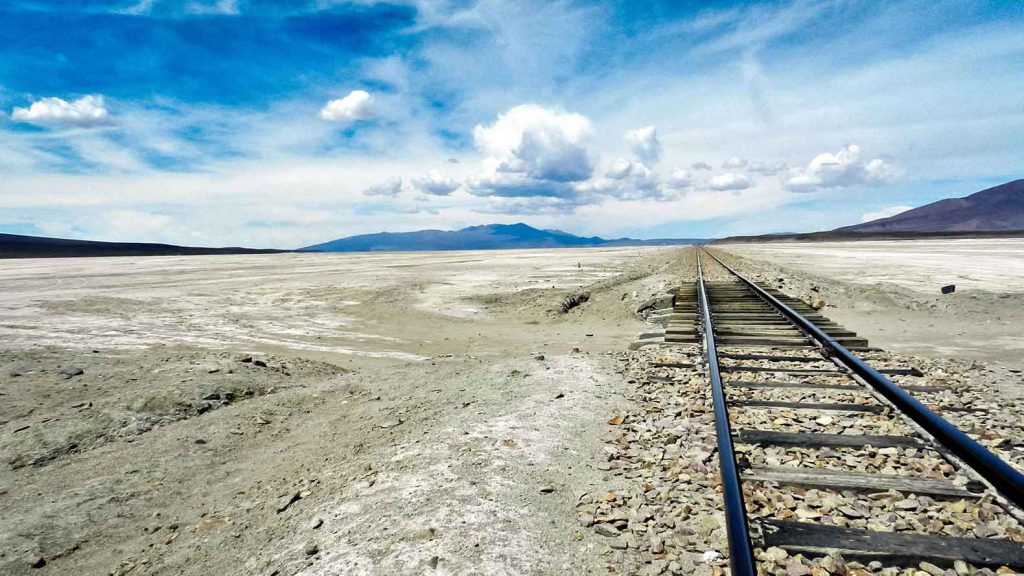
[1, 242, 1021, 575]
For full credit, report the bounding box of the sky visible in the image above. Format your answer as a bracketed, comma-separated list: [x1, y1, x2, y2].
[0, 0, 1022, 248]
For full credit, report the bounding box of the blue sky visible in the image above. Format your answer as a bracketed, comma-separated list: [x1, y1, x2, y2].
[1, 0, 1022, 247]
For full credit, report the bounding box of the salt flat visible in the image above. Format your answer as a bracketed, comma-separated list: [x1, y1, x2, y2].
[0, 246, 686, 576]
[0, 247, 665, 361]
[721, 238, 1024, 294]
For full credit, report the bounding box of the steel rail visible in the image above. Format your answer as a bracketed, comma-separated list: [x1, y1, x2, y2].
[697, 252, 757, 576]
[701, 247, 1024, 511]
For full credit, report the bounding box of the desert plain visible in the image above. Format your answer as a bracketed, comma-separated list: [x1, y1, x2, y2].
[1, 240, 1022, 575]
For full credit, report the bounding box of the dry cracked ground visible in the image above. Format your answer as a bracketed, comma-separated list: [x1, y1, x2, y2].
[1, 241, 1022, 575]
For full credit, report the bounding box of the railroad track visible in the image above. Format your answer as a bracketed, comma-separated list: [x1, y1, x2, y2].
[681, 248, 1024, 574]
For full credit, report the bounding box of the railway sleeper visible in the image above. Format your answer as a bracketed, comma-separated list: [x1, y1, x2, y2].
[719, 366, 847, 374]
[757, 519, 1024, 570]
[714, 334, 808, 340]
[737, 430, 924, 449]
[728, 380, 865, 391]
[747, 484, 1024, 548]
[733, 400, 885, 413]
[733, 387, 874, 407]
[719, 352, 827, 361]
[742, 465, 984, 499]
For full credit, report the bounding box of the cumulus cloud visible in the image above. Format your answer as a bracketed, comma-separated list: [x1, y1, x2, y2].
[708, 172, 753, 191]
[362, 178, 402, 197]
[861, 205, 912, 223]
[319, 90, 375, 123]
[784, 145, 903, 192]
[11, 95, 113, 127]
[411, 170, 459, 196]
[666, 169, 693, 189]
[691, 161, 712, 171]
[610, 161, 655, 187]
[472, 104, 593, 184]
[605, 158, 636, 180]
[625, 126, 661, 164]
[722, 156, 748, 169]
[594, 158, 661, 200]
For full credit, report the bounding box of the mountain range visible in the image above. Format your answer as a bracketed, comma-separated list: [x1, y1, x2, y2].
[5, 179, 1021, 257]
[299, 223, 707, 252]
[837, 179, 1024, 233]
[0, 233, 286, 259]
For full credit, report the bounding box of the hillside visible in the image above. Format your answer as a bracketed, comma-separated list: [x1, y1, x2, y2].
[301, 223, 706, 252]
[837, 179, 1024, 233]
[0, 233, 287, 259]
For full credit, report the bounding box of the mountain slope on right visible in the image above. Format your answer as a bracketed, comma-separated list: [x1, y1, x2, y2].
[837, 179, 1024, 233]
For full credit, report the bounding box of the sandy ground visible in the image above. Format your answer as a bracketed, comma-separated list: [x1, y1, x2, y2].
[0, 247, 689, 575]
[3, 242, 1023, 575]
[716, 240, 1024, 369]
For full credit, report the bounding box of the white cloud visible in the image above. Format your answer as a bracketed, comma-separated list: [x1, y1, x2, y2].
[785, 145, 903, 192]
[319, 90, 376, 123]
[11, 95, 113, 127]
[119, 0, 156, 15]
[666, 169, 693, 189]
[185, 0, 239, 15]
[605, 157, 634, 180]
[412, 170, 459, 196]
[472, 104, 593, 184]
[863, 158, 904, 182]
[593, 158, 662, 200]
[692, 161, 712, 171]
[117, 0, 238, 15]
[722, 155, 748, 169]
[362, 178, 403, 197]
[708, 172, 753, 191]
[625, 125, 661, 164]
[861, 205, 912, 223]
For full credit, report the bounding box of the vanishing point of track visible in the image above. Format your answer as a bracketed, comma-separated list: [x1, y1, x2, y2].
[668, 248, 1024, 574]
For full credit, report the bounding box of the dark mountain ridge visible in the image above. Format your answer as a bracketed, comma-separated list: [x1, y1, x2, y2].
[301, 223, 706, 252]
[837, 179, 1024, 233]
[0, 233, 286, 259]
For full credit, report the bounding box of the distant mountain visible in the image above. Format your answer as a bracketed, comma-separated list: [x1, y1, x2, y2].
[301, 223, 707, 252]
[836, 179, 1024, 233]
[0, 233, 287, 259]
